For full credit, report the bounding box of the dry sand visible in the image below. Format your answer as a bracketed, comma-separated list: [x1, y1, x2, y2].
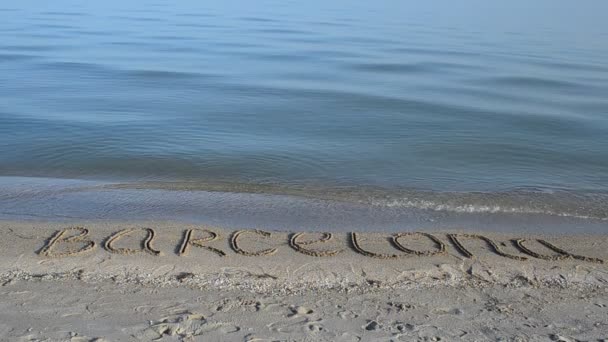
[0, 221, 607, 341]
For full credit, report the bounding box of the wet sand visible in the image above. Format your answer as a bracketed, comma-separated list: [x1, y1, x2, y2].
[1, 221, 607, 341]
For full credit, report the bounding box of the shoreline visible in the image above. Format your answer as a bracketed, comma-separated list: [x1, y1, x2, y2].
[2, 176, 608, 235]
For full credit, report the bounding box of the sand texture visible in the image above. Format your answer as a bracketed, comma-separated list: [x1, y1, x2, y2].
[0, 221, 607, 341]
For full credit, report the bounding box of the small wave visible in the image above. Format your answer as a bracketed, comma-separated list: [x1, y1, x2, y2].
[387, 47, 480, 58]
[103, 181, 608, 221]
[529, 60, 608, 73]
[371, 197, 608, 221]
[475, 76, 583, 91]
[1, 44, 66, 52]
[108, 15, 164, 22]
[255, 28, 313, 35]
[239, 17, 280, 23]
[123, 69, 216, 80]
[254, 53, 316, 62]
[32, 23, 77, 30]
[173, 23, 223, 29]
[142, 35, 197, 41]
[17, 33, 68, 39]
[174, 13, 215, 18]
[39, 11, 86, 16]
[350, 62, 434, 74]
[350, 61, 482, 74]
[0, 53, 38, 62]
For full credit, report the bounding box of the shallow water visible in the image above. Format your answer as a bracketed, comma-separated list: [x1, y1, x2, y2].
[1, 1, 607, 229]
[1, 177, 607, 234]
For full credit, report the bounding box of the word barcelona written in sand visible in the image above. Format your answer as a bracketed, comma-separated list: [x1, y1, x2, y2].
[37, 227, 604, 264]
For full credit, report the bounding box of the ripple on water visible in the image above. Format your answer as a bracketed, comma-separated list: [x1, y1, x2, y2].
[173, 23, 224, 29]
[254, 28, 315, 35]
[1, 44, 68, 52]
[239, 16, 281, 23]
[174, 13, 216, 18]
[121, 69, 220, 81]
[350, 62, 436, 74]
[31, 23, 78, 30]
[528, 59, 608, 73]
[387, 46, 482, 58]
[348, 61, 484, 75]
[107, 15, 165, 22]
[39, 11, 87, 16]
[0, 53, 39, 62]
[466, 75, 607, 97]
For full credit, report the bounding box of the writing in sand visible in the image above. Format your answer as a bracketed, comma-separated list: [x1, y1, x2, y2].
[37, 227, 605, 264]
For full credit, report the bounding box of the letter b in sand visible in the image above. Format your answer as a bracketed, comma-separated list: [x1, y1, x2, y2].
[39, 227, 96, 258]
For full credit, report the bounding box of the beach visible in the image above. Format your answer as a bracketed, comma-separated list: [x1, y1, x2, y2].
[1, 0, 607, 340]
[1, 221, 607, 341]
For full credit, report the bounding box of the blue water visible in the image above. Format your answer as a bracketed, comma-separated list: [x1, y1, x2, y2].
[1, 0, 608, 229]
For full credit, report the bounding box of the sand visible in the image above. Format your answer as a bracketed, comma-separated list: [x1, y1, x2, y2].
[1, 221, 607, 341]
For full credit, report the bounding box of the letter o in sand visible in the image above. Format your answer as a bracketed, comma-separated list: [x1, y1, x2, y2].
[391, 232, 446, 256]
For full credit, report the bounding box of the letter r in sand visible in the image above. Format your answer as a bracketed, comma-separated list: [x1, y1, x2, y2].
[178, 228, 226, 256]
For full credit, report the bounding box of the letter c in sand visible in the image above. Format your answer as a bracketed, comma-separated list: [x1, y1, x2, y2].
[230, 230, 277, 256]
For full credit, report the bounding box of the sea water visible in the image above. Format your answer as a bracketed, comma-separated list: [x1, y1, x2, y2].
[1, 0, 607, 232]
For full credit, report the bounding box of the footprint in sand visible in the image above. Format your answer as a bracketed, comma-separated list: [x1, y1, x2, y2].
[137, 311, 240, 340]
[363, 320, 381, 331]
[338, 309, 359, 319]
[214, 297, 262, 312]
[267, 318, 324, 334]
[268, 305, 324, 334]
[386, 301, 414, 313]
[288, 305, 314, 317]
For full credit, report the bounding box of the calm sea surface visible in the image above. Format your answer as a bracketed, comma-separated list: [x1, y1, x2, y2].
[1, 0, 607, 231]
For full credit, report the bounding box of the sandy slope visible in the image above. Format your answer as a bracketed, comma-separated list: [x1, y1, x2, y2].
[0, 221, 607, 341]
